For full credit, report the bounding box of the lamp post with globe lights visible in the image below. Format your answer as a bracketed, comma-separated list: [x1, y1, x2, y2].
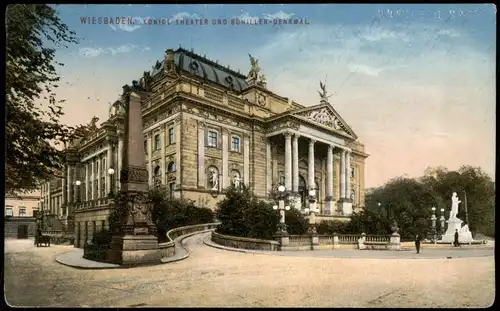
[273, 185, 290, 234]
[108, 168, 115, 197]
[440, 208, 445, 236]
[75, 180, 81, 204]
[301, 188, 320, 234]
[431, 206, 437, 243]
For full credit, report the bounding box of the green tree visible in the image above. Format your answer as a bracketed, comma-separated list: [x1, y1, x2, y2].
[365, 177, 437, 239]
[421, 166, 495, 237]
[6, 4, 79, 195]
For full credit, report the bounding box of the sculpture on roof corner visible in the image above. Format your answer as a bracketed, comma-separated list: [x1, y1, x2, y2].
[318, 81, 332, 103]
[246, 54, 266, 86]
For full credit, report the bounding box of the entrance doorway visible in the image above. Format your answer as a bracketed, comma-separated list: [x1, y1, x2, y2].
[17, 225, 29, 239]
[298, 176, 307, 209]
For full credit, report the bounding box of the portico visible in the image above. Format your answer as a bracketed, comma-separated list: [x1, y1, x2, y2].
[264, 101, 367, 218]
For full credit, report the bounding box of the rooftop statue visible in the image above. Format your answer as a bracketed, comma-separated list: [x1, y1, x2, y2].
[246, 54, 260, 83]
[318, 81, 332, 102]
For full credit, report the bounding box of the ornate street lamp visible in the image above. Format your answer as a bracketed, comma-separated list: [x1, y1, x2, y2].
[431, 206, 437, 243]
[108, 168, 115, 197]
[273, 185, 290, 234]
[302, 190, 320, 234]
[75, 180, 81, 204]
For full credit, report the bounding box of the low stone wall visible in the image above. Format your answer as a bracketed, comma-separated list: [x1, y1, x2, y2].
[211, 231, 279, 251]
[4, 217, 37, 238]
[284, 233, 397, 251]
[83, 243, 108, 262]
[159, 222, 220, 258]
[85, 222, 221, 263]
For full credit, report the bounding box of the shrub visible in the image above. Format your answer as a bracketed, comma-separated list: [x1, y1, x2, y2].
[107, 188, 215, 243]
[91, 229, 112, 246]
[216, 185, 308, 240]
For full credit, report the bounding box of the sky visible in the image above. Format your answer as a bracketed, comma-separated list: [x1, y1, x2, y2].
[50, 4, 496, 188]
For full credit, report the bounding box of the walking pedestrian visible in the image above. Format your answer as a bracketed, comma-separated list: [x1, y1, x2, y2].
[415, 233, 422, 254]
[454, 229, 460, 247]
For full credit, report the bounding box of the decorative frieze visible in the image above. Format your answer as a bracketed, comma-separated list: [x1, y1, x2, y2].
[296, 107, 353, 136]
[184, 106, 251, 130]
[266, 121, 300, 133]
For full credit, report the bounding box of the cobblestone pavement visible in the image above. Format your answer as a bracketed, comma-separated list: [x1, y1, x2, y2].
[4, 235, 495, 308]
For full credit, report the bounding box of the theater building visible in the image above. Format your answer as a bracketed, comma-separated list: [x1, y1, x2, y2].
[40, 47, 369, 247]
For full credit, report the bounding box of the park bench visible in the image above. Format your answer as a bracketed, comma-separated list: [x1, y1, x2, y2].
[364, 241, 389, 250]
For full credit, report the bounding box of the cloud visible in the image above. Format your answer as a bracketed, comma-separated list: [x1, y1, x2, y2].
[108, 16, 150, 32]
[233, 11, 296, 21]
[437, 29, 460, 38]
[262, 10, 295, 20]
[348, 64, 382, 77]
[232, 12, 260, 20]
[78, 44, 139, 58]
[142, 46, 151, 52]
[170, 12, 200, 22]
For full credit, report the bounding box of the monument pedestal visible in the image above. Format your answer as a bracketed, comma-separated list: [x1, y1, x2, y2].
[440, 217, 475, 244]
[340, 201, 353, 215]
[108, 235, 161, 265]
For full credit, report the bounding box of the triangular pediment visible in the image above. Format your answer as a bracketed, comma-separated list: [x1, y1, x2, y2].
[291, 103, 358, 139]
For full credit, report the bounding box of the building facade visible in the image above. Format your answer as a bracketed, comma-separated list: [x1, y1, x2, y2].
[4, 192, 40, 238]
[41, 48, 368, 247]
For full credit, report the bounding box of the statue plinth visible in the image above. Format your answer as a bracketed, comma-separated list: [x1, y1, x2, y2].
[439, 217, 474, 244]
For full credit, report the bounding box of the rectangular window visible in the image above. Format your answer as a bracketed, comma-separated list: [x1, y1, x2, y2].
[207, 131, 218, 147]
[351, 166, 355, 178]
[6, 207, 13, 216]
[231, 136, 240, 152]
[154, 134, 161, 150]
[144, 140, 148, 154]
[168, 127, 175, 145]
[19, 207, 27, 217]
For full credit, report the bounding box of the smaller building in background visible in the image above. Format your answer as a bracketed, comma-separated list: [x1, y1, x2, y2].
[4, 191, 41, 239]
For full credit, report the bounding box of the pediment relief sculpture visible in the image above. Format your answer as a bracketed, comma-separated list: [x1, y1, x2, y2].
[296, 108, 353, 136]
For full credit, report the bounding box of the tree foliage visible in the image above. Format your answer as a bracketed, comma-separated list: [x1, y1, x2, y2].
[5, 4, 80, 194]
[216, 185, 308, 240]
[363, 166, 495, 239]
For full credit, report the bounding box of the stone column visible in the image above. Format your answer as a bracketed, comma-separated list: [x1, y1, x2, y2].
[62, 170, 67, 206]
[160, 126, 166, 185]
[243, 135, 250, 187]
[284, 132, 292, 191]
[308, 139, 315, 190]
[66, 166, 71, 204]
[97, 156, 102, 199]
[222, 129, 229, 189]
[292, 134, 299, 193]
[265, 139, 272, 195]
[198, 122, 205, 188]
[67, 165, 73, 204]
[118, 134, 123, 190]
[85, 163, 89, 201]
[345, 151, 351, 199]
[340, 150, 346, 201]
[91, 160, 95, 200]
[107, 146, 113, 194]
[147, 133, 153, 187]
[175, 117, 181, 186]
[73, 164, 79, 203]
[325, 145, 334, 214]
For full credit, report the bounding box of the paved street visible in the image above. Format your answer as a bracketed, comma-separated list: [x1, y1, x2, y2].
[4, 234, 495, 308]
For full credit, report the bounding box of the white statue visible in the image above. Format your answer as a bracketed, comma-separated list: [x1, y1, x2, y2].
[108, 102, 114, 118]
[210, 170, 219, 191]
[232, 174, 241, 189]
[450, 192, 461, 219]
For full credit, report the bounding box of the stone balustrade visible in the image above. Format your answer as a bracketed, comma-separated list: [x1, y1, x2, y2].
[159, 222, 220, 258]
[211, 231, 280, 251]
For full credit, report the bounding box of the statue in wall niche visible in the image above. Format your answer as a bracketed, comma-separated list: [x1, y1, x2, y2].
[232, 174, 241, 189]
[209, 169, 219, 191]
[450, 192, 461, 219]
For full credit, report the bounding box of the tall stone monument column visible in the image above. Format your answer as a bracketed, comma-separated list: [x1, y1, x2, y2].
[108, 88, 161, 265]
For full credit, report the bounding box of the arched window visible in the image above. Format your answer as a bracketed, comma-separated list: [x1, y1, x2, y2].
[167, 162, 176, 173]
